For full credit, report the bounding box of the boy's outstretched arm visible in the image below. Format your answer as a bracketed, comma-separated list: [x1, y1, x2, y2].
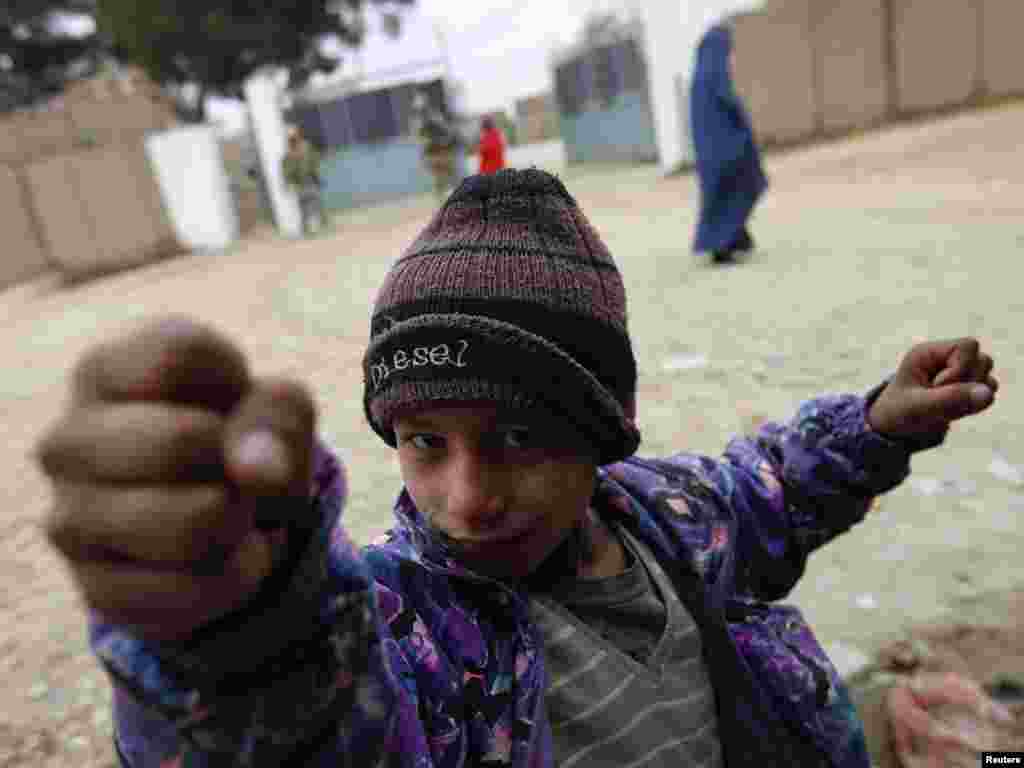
[35, 317, 405, 767]
[713, 338, 997, 599]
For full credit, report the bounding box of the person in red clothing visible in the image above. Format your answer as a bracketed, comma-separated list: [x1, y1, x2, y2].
[477, 116, 506, 174]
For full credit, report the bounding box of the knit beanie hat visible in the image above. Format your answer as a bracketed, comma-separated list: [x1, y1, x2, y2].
[362, 168, 640, 465]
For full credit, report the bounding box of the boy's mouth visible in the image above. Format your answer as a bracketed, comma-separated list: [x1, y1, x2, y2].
[437, 521, 539, 555]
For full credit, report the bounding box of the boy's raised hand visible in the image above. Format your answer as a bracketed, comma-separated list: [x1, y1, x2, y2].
[867, 338, 998, 441]
[35, 316, 317, 644]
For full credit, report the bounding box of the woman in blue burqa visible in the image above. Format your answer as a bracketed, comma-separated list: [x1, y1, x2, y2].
[691, 22, 768, 264]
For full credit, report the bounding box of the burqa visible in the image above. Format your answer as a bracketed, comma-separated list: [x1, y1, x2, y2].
[691, 24, 768, 255]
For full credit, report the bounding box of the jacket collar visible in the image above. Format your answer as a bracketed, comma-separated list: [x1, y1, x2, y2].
[388, 468, 632, 587]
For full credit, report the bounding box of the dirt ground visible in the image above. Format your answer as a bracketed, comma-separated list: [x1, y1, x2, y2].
[3, 103, 1023, 765]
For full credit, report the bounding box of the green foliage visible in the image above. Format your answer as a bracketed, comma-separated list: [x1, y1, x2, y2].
[1, 1, 102, 110]
[95, 0, 413, 120]
[0, 0, 413, 117]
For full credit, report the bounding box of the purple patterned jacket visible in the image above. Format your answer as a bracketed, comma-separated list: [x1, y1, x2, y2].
[93, 387, 922, 768]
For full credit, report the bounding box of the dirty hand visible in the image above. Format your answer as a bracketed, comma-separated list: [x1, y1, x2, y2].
[867, 338, 998, 441]
[887, 672, 1014, 768]
[35, 316, 317, 643]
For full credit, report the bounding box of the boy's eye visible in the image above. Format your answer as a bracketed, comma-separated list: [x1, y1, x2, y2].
[501, 427, 534, 450]
[407, 434, 443, 451]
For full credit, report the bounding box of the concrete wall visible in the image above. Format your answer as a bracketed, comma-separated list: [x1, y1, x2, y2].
[814, 0, 890, 134]
[980, 0, 1024, 98]
[69, 144, 176, 277]
[25, 144, 177, 281]
[25, 154, 102, 275]
[731, 9, 818, 145]
[319, 137, 475, 211]
[0, 72, 182, 290]
[0, 166, 50, 290]
[642, 0, 1024, 176]
[0, 79, 176, 169]
[560, 91, 659, 164]
[0, 111, 78, 167]
[891, 0, 981, 113]
[68, 94, 176, 148]
[320, 138, 434, 210]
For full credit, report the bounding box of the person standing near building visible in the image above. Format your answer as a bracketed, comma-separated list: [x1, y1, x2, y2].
[281, 126, 324, 237]
[415, 91, 459, 201]
[477, 115, 506, 175]
[690, 21, 767, 265]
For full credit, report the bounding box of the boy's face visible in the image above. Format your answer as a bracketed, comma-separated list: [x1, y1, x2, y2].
[395, 404, 597, 581]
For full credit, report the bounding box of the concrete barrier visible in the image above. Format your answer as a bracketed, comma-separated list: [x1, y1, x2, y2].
[0, 166, 51, 290]
[814, 0, 890, 134]
[731, 9, 818, 145]
[891, 0, 981, 113]
[146, 126, 238, 252]
[70, 144, 176, 277]
[0, 111, 78, 166]
[0, 71, 189, 291]
[25, 145, 178, 281]
[25, 155, 101, 276]
[0, 121, 19, 167]
[980, 0, 1024, 97]
[68, 95, 175, 148]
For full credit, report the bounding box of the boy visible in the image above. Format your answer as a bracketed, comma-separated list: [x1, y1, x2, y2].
[37, 170, 1001, 767]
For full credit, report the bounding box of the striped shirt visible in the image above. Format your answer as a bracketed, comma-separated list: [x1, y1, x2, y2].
[530, 526, 723, 768]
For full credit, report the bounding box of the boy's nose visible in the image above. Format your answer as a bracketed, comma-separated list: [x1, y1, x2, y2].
[447, 453, 507, 532]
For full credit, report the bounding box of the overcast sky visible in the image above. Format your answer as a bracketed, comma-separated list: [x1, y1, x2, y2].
[324, 0, 640, 114]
